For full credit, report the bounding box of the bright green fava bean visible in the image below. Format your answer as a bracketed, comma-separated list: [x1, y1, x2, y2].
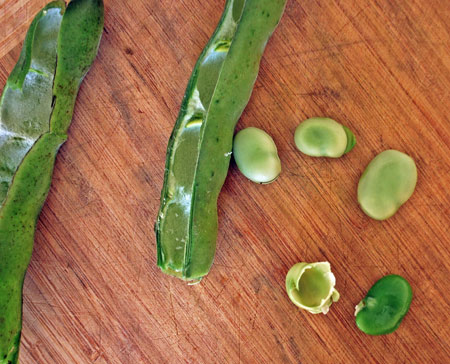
[355, 274, 412, 335]
[155, 0, 287, 282]
[0, 1, 103, 362]
[294, 117, 356, 158]
[233, 127, 281, 183]
[358, 150, 417, 220]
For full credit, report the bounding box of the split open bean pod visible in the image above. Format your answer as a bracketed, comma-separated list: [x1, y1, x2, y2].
[0, 1, 104, 361]
[233, 127, 281, 183]
[155, 0, 288, 282]
[294, 117, 356, 158]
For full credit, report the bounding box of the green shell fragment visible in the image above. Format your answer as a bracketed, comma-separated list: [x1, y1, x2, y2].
[358, 150, 417, 220]
[294, 117, 356, 158]
[233, 127, 281, 184]
[286, 262, 340, 314]
[355, 274, 413, 335]
[155, 0, 287, 282]
[0, 1, 103, 362]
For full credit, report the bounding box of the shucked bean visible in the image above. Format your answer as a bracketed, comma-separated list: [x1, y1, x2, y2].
[0, 1, 103, 361]
[358, 150, 417, 220]
[294, 117, 356, 158]
[355, 274, 412, 335]
[233, 127, 281, 183]
[155, 0, 288, 282]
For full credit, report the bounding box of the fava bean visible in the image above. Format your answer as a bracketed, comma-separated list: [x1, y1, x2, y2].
[286, 262, 340, 314]
[355, 274, 412, 335]
[358, 150, 417, 220]
[294, 117, 356, 158]
[233, 127, 281, 183]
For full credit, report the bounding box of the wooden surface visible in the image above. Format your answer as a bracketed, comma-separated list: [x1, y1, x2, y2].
[1, 0, 449, 363]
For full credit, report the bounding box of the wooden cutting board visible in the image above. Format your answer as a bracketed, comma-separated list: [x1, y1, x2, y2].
[1, 0, 449, 363]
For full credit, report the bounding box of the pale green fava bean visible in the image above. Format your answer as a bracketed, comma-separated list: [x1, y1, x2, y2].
[294, 117, 356, 158]
[233, 127, 281, 183]
[358, 150, 417, 220]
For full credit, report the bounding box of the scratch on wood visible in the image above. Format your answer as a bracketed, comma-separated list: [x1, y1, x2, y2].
[169, 280, 179, 337]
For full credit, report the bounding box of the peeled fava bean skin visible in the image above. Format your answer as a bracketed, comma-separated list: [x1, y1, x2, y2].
[286, 262, 340, 315]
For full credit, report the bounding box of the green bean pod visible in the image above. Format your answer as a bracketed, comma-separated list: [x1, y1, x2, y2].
[0, 1, 103, 362]
[155, 0, 287, 282]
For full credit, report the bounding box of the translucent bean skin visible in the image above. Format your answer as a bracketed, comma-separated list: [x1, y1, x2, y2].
[286, 262, 340, 315]
[355, 275, 413, 335]
[358, 150, 417, 220]
[156, 0, 287, 282]
[0, 1, 103, 361]
[233, 127, 281, 183]
[294, 117, 356, 158]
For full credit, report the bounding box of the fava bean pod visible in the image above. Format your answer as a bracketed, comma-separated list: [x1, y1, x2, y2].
[155, 0, 287, 282]
[0, 1, 104, 361]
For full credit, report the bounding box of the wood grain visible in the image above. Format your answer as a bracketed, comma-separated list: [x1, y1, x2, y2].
[1, 0, 449, 363]
[0, 0, 49, 57]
